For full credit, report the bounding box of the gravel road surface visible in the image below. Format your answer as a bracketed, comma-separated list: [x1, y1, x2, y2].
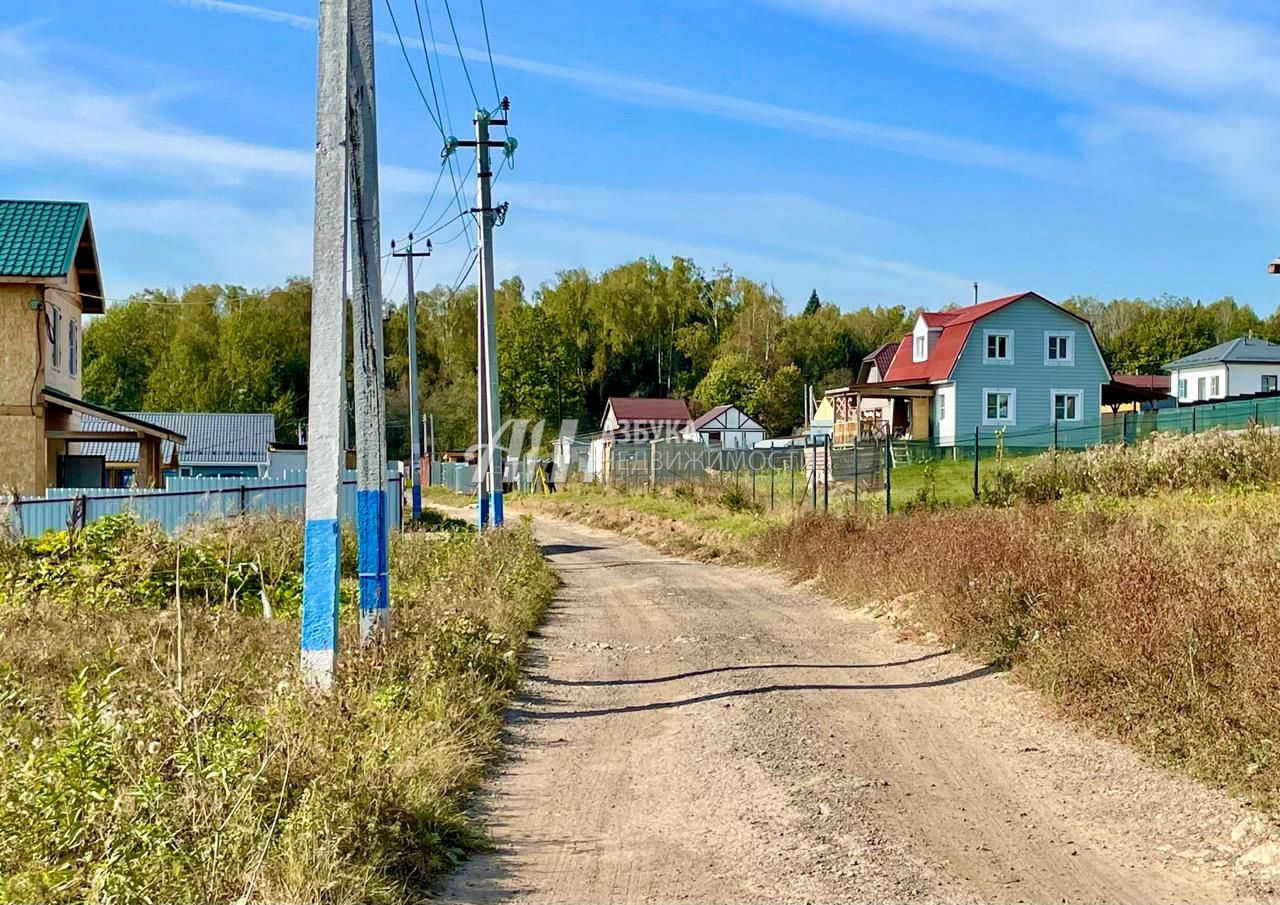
[440, 513, 1279, 904]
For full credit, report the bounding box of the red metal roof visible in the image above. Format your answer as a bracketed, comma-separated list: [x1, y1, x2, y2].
[861, 341, 900, 382]
[689, 403, 733, 431]
[884, 292, 1075, 383]
[605, 396, 692, 424]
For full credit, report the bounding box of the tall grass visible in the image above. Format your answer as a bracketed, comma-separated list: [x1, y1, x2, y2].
[0, 513, 555, 903]
[761, 496, 1280, 805]
[985, 427, 1280, 504]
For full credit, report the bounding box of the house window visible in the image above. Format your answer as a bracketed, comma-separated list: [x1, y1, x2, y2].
[937, 393, 946, 422]
[984, 331, 1011, 363]
[1264, 375, 1278, 393]
[983, 388, 1016, 425]
[914, 335, 926, 360]
[706, 430, 721, 445]
[1197, 377, 1206, 399]
[69, 320, 78, 376]
[48, 305, 61, 369]
[1045, 332, 1074, 365]
[1052, 390, 1083, 422]
[1177, 378, 1188, 399]
[1209, 375, 1221, 397]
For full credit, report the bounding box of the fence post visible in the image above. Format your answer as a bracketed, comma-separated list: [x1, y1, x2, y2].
[811, 440, 818, 510]
[973, 425, 980, 500]
[750, 458, 756, 504]
[884, 436, 892, 515]
[1192, 408, 1197, 434]
[1052, 419, 1058, 451]
[239, 484, 247, 514]
[853, 436, 860, 504]
[823, 436, 830, 514]
[1122, 410, 1128, 445]
[769, 461, 775, 510]
[790, 454, 795, 507]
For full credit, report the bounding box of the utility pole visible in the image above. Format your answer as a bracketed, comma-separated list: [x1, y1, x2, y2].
[301, 0, 349, 690]
[347, 0, 388, 644]
[392, 234, 431, 520]
[449, 99, 516, 530]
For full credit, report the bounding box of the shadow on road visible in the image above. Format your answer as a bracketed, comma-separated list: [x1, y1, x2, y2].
[540, 543, 607, 556]
[534, 651, 949, 687]
[513, 664, 997, 720]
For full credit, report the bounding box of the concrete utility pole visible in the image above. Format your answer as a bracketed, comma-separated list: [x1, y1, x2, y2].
[346, 0, 389, 643]
[301, 0, 350, 690]
[391, 234, 431, 520]
[452, 101, 515, 530]
[477, 110, 503, 528]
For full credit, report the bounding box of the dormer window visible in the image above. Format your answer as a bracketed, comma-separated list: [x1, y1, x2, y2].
[914, 335, 926, 360]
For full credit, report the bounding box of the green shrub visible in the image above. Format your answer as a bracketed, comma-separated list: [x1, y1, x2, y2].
[718, 483, 761, 515]
[0, 517, 556, 903]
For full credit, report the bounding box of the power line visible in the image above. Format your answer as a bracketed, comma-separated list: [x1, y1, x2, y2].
[440, 0, 480, 107]
[410, 0, 448, 142]
[382, 0, 444, 137]
[478, 0, 503, 109]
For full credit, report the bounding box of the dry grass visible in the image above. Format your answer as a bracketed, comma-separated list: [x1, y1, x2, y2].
[760, 493, 1280, 806]
[0, 513, 556, 904]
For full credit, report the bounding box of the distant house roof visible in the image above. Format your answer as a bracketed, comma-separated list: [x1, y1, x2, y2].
[883, 292, 1100, 383]
[0, 200, 104, 312]
[858, 341, 902, 382]
[76, 412, 275, 466]
[690, 404, 734, 431]
[1113, 374, 1170, 392]
[604, 397, 692, 424]
[1164, 337, 1280, 371]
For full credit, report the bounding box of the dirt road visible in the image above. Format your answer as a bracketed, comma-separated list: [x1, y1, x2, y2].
[441, 513, 1279, 904]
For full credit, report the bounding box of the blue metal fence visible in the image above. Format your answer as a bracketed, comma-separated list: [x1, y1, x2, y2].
[10, 470, 403, 538]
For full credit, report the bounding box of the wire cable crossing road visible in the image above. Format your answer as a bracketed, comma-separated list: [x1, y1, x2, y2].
[441, 514, 1277, 905]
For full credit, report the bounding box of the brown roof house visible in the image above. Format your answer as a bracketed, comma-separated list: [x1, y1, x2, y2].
[589, 396, 692, 482]
[0, 200, 183, 494]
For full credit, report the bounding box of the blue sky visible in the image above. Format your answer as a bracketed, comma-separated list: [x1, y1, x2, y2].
[4, 0, 1280, 313]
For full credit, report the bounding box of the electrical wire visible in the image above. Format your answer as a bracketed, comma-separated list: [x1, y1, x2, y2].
[410, 0, 449, 143]
[382, 0, 445, 137]
[440, 0, 480, 107]
[477, 0, 508, 136]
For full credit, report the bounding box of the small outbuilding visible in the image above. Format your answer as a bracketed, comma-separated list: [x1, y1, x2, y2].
[682, 404, 766, 449]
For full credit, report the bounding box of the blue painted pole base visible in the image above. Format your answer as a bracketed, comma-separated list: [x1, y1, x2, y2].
[301, 517, 340, 689]
[478, 494, 490, 531]
[356, 488, 389, 644]
[411, 481, 421, 521]
[490, 489, 504, 527]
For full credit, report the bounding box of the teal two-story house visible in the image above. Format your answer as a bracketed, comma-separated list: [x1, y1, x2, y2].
[828, 292, 1112, 448]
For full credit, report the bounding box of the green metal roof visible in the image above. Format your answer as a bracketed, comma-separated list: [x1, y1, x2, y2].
[0, 200, 89, 278]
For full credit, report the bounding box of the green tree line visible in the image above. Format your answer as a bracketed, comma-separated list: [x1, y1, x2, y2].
[81, 257, 1279, 458]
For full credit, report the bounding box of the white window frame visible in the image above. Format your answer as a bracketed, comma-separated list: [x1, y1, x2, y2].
[1051, 389, 1083, 423]
[1043, 331, 1075, 366]
[1197, 376, 1207, 399]
[69, 319, 79, 377]
[1264, 375, 1277, 393]
[1209, 375, 1221, 397]
[48, 305, 61, 370]
[983, 330, 1013, 364]
[914, 334, 926, 361]
[982, 387, 1017, 426]
[1177, 377, 1188, 399]
[936, 392, 946, 422]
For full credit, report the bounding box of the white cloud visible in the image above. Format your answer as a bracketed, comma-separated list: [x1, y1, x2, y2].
[170, 0, 1064, 177]
[760, 0, 1280, 222]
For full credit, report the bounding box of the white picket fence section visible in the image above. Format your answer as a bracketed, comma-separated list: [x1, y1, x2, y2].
[8, 469, 403, 538]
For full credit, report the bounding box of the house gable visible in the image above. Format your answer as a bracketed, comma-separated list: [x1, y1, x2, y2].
[949, 294, 1110, 440]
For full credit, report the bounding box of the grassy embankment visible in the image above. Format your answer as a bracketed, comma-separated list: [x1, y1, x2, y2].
[0, 511, 555, 904]
[502, 430, 1280, 809]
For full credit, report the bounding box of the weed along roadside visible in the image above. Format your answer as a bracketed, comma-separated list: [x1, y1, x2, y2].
[0, 512, 555, 903]
[497, 429, 1280, 813]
